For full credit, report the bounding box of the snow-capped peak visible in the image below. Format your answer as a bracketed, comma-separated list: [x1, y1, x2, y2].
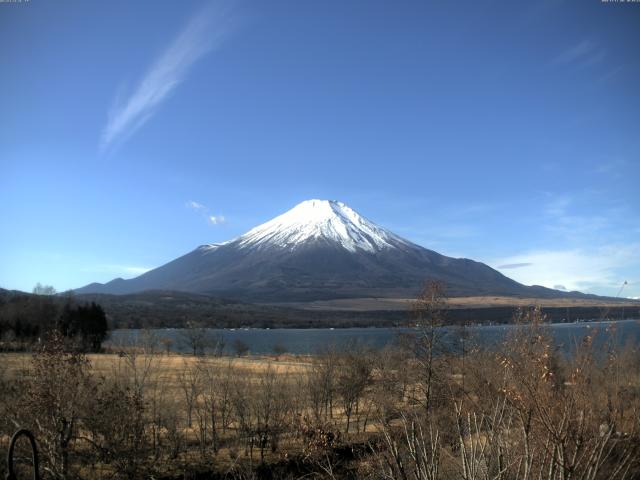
[236, 199, 410, 253]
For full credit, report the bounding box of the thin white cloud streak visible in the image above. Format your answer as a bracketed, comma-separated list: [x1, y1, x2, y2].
[100, 2, 235, 153]
[490, 244, 640, 294]
[186, 200, 206, 210]
[185, 200, 227, 226]
[544, 194, 571, 217]
[120, 265, 153, 275]
[552, 39, 605, 69]
[92, 264, 153, 276]
[553, 40, 593, 64]
[497, 262, 533, 269]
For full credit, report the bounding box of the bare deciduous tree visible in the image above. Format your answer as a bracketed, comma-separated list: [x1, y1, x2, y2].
[83, 380, 148, 479]
[178, 360, 201, 429]
[24, 332, 94, 479]
[336, 344, 373, 433]
[410, 280, 447, 414]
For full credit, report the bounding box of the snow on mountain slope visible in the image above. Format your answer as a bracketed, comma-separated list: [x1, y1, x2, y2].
[237, 199, 412, 253]
[76, 198, 581, 301]
[196, 242, 229, 252]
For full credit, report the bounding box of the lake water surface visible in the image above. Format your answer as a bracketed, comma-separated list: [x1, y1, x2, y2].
[107, 319, 640, 356]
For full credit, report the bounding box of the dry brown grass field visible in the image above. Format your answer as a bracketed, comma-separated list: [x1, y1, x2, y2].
[0, 350, 329, 477]
[272, 295, 639, 311]
[1, 304, 640, 479]
[0, 351, 314, 382]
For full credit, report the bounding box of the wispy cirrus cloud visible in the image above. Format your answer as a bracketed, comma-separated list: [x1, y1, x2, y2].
[507, 191, 640, 297]
[100, 2, 236, 153]
[116, 265, 153, 275]
[538, 192, 631, 245]
[544, 194, 572, 217]
[186, 200, 227, 226]
[490, 244, 640, 296]
[90, 264, 153, 277]
[186, 200, 206, 210]
[497, 262, 533, 269]
[552, 39, 605, 69]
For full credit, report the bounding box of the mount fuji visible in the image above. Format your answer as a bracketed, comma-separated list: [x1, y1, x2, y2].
[75, 200, 574, 301]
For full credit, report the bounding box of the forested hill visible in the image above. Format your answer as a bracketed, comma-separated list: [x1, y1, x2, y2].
[76, 290, 639, 329]
[2, 288, 637, 332]
[0, 288, 108, 351]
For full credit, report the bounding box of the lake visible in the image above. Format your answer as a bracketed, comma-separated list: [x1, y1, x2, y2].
[106, 319, 640, 356]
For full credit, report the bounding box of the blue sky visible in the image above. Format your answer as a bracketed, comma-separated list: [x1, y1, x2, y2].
[1, 0, 639, 298]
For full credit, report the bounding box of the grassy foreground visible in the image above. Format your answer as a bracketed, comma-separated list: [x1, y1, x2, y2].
[1, 309, 640, 479]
